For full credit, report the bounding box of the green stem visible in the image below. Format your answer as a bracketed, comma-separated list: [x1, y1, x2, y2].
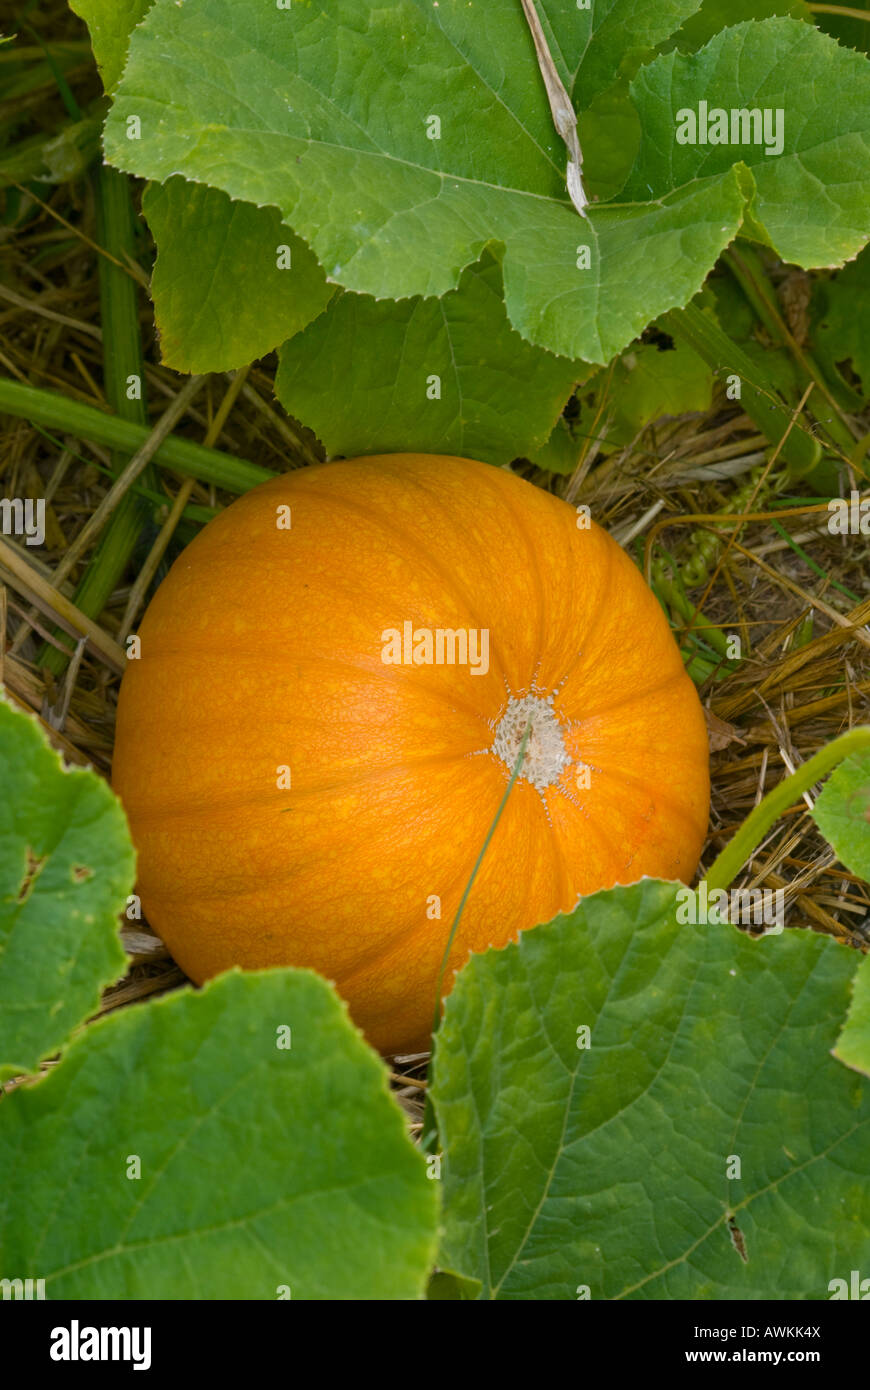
[421, 719, 533, 1153]
[0, 377, 273, 493]
[705, 726, 870, 892]
[25, 421, 218, 526]
[807, 5, 870, 21]
[41, 165, 154, 676]
[684, 653, 725, 685]
[655, 572, 734, 662]
[95, 167, 147, 425]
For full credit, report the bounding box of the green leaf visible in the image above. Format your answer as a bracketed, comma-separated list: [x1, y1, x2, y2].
[431, 879, 870, 1299]
[68, 0, 154, 92]
[581, 77, 642, 203]
[576, 336, 713, 451]
[708, 270, 760, 344]
[812, 247, 870, 399]
[538, 0, 704, 113]
[526, 414, 586, 475]
[0, 970, 439, 1298]
[426, 1269, 480, 1300]
[276, 253, 583, 464]
[835, 956, 870, 1080]
[144, 180, 333, 374]
[811, 750, 870, 880]
[103, 2, 864, 364]
[73, 0, 333, 373]
[624, 19, 870, 269]
[0, 700, 131, 1081]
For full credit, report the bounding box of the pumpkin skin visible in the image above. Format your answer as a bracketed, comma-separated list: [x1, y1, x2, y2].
[112, 454, 709, 1055]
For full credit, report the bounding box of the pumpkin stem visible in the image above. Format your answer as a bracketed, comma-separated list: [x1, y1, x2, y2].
[421, 718, 533, 1154]
[492, 694, 571, 790]
[705, 725, 870, 893]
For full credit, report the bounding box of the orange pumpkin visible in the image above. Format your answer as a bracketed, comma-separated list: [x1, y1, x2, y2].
[112, 454, 709, 1054]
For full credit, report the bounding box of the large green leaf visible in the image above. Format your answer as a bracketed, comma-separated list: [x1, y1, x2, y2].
[144, 180, 333, 373]
[533, 0, 703, 112]
[811, 750, 870, 880]
[580, 1, 811, 199]
[0, 970, 439, 1298]
[624, 20, 870, 268]
[0, 700, 131, 1081]
[276, 253, 583, 464]
[102, 6, 870, 364]
[431, 879, 870, 1299]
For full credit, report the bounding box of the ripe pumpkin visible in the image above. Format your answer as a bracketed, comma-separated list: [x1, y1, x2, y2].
[112, 454, 709, 1055]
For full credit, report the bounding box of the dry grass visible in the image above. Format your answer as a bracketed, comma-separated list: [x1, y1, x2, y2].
[2, 4, 869, 1130]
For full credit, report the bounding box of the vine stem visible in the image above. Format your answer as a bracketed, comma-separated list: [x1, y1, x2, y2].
[807, 5, 870, 19]
[0, 377, 273, 493]
[705, 726, 870, 893]
[38, 164, 154, 675]
[421, 719, 533, 1153]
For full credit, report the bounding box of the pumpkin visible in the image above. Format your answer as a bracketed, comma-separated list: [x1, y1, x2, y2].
[112, 454, 709, 1055]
